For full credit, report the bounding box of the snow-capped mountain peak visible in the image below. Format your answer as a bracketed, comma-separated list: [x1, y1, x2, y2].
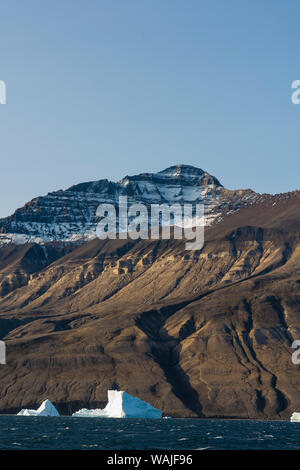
[0, 164, 266, 245]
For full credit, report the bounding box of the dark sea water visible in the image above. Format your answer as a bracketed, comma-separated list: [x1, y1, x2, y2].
[0, 417, 299, 450]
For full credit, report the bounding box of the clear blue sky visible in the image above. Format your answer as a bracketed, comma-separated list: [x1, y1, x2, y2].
[0, 0, 299, 218]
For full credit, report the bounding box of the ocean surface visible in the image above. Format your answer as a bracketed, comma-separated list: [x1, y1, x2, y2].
[0, 417, 299, 450]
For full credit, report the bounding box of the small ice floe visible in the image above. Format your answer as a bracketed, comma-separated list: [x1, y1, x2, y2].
[17, 399, 59, 417]
[72, 390, 162, 419]
[290, 412, 300, 422]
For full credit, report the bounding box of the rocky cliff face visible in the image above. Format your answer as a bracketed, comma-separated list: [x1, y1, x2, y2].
[0, 164, 267, 245]
[0, 190, 299, 418]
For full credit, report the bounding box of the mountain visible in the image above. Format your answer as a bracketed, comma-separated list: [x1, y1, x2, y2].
[0, 179, 299, 418]
[0, 164, 268, 245]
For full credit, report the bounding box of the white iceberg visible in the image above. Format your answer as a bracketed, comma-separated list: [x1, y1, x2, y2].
[72, 390, 162, 419]
[17, 399, 60, 417]
[290, 412, 300, 422]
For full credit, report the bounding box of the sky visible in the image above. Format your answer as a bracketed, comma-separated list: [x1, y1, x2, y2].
[0, 0, 299, 218]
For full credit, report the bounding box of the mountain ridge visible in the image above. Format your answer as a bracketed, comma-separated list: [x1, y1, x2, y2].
[0, 191, 299, 417]
[0, 165, 299, 418]
[0, 163, 291, 246]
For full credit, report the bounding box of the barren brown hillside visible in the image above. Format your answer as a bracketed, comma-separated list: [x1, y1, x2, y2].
[0, 192, 299, 418]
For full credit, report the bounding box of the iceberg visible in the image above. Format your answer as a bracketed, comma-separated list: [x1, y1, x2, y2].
[17, 399, 60, 417]
[72, 390, 162, 418]
[290, 412, 300, 422]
